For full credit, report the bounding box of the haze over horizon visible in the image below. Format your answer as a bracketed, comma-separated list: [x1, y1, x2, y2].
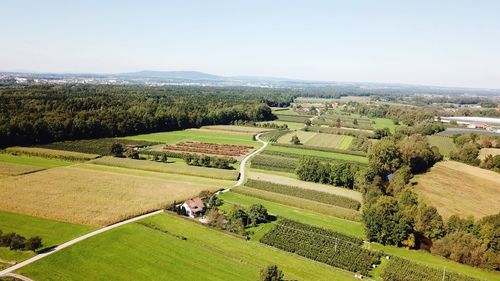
[2, 0, 500, 89]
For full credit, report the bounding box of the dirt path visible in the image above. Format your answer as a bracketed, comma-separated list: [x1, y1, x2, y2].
[248, 171, 362, 202]
[232, 133, 268, 188]
[3, 273, 35, 281]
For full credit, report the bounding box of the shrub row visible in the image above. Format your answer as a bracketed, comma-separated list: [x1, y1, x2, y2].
[183, 153, 236, 169]
[250, 155, 297, 173]
[260, 219, 380, 275]
[245, 179, 360, 210]
[5, 146, 99, 161]
[35, 138, 159, 156]
[381, 257, 481, 281]
[272, 143, 367, 157]
[0, 229, 42, 251]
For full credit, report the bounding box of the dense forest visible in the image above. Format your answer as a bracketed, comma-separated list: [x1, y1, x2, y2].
[0, 85, 294, 147]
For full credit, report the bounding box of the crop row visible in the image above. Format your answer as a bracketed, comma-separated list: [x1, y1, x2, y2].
[164, 141, 252, 156]
[5, 146, 99, 161]
[250, 155, 297, 173]
[276, 115, 312, 123]
[304, 126, 374, 138]
[381, 257, 481, 281]
[245, 179, 360, 210]
[260, 150, 364, 166]
[272, 143, 367, 156]
[260, 219, 380, 275]
[260, 130, 290, 143]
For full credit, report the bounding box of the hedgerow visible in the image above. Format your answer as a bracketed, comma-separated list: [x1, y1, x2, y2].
[35, 138, 159, 156]
[381, 257, 481, 281]
[245, 180, 360, 210]
[260, 219, 380, 275]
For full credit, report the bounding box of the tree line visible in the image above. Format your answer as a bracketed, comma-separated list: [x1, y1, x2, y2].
[0, 84, 288, 147]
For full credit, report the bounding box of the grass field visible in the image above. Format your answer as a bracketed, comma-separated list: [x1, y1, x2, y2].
[371, 117, 397, 133]
[219, 191, 364, 238]
[479, 147, 500, 160]
[371, 243, 500, 281]
[0, 154, 74, 169]
[5, 147, 99, 161]
[123, 129, 258, 147]
[272, 108, 299, 115]
[266, 144, 368, 164]
[90, 156, 238, 180]
[427, 135, 457, 157]
[277, 131, 353, 149]
[0, 162, 43, 176]
[0, 211, 95, 262]
[249, 171, 362, 202]
[0, 166, 233, 226]
[231, 187, 361, 221]
[414, 161, 500, 218]
[17, 213, 356, 281]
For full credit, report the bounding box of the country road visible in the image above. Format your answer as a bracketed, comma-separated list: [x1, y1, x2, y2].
[0, 132, 268, 277]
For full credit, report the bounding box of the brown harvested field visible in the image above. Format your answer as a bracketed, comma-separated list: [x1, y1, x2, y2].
[0, 162, 43, 176]
[164, 141, 253, 156]
[248, 171, 362, 202]
[415, 161, 500, 219]
[479, 148, 500, 160]
[0, 166, 232, 226]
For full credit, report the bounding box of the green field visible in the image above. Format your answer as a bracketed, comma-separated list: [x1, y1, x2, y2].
[266, 144, 368, 164]
[427, 135, 458, 157]
[18, 213, 356, 281]
[90, 156, 238, 180]
[0, 211, 95, 263]
[257, 120, 305, 130]
[219, 191, 364, 238]
[371, 244, 500, 281]
[272, 108, 299, 115]
[372, 117, 397, 133]
[0, 154, 74, 169]
[123, 129, 258, 147]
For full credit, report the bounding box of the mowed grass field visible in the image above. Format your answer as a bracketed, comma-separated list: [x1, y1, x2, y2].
[0, 162, 43, 176]
[123, 128, 258, 147]
[427, 135, 457, 157]
[0, 165, 233, 226]
[90, 156, 238, 180]
[479, 147, 500, 160]
[17, 213, 356, 281]
[277, 131, 353, 149]
[371, 117, 397, 133]
[266, 144, 368, 164]
[0, 153, 74, 169]
[414, 161, 500, 219]
[371, 243, 500, 281]
[0, 211, 95, 262]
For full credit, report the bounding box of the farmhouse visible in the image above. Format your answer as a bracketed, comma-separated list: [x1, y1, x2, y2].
[181, 197, 206, 218]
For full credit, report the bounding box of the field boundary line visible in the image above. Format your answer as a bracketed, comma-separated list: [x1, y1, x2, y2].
[0, 210, 163, 277]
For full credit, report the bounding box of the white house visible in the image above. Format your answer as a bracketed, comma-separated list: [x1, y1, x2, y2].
[181, 197, 206, 218]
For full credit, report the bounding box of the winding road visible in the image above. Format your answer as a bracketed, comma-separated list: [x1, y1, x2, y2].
[0, 132, 268, 278]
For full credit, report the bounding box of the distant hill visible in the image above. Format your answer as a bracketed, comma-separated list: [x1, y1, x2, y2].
[118, 71, 222, 80]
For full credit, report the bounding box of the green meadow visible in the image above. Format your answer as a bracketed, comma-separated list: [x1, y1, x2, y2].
[0, 154, 74, 169]
[266, 144, 368, 164]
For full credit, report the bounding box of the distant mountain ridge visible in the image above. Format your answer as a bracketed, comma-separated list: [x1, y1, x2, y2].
[119, 71, 222, 80]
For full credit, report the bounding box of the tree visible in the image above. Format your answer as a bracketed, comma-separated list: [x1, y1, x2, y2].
[353, 118, 358, 125]
[24, 236, 42, 251]
[9, 234, 26, 250]
[373, 128, 391, 139]
[363, 196, 413, 245]
[330, 163, 355, 188]
[247, 204, 269, 226]
[386, 166, 412, 196]
[305, 119, 312, 126]
[160, 153, 168, 162]
[290, 135, 301, 145]
[110, 143, 124, 157]
[450, 143, 480, 165]
[295, 157, 320, 182]
[368, 138, 402, 177]
[228, 206, 249, 227]
[260, 265, 284, 281]
[398, 135, 441, 174]
[415, 204, 445, 240]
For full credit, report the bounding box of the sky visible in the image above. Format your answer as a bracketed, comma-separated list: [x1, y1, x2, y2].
[1, 0, 500, 89]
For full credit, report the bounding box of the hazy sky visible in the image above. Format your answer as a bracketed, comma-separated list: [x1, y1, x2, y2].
[2, 0, 500, 89]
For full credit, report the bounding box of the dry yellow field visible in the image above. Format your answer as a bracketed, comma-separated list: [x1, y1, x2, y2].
[479, 148, 500, 160]
[0, 162, 43, 176]
[0, 166, 232, 226]
[277, 131, 353, 149]
[415, 161, 500, 219]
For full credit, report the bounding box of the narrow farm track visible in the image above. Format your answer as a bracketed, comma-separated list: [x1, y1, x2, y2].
[0, 132, 268, 277]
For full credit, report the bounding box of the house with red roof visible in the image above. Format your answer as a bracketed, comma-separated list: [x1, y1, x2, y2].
[181, 197, 206, 218]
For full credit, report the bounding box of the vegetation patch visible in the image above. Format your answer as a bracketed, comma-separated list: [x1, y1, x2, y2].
[260, 219, 380, 275]
[163, 141, 252, 157]
[245, 179, 360, 210]
[219, 191, 364, 236]
[415, 161, 500, 218]
[0, 153, 74, 169]
[5, 147, 99, 161]
[36, 138, 160, 156]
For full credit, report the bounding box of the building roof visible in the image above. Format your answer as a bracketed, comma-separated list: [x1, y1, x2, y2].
[185, 197, 205, 213]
